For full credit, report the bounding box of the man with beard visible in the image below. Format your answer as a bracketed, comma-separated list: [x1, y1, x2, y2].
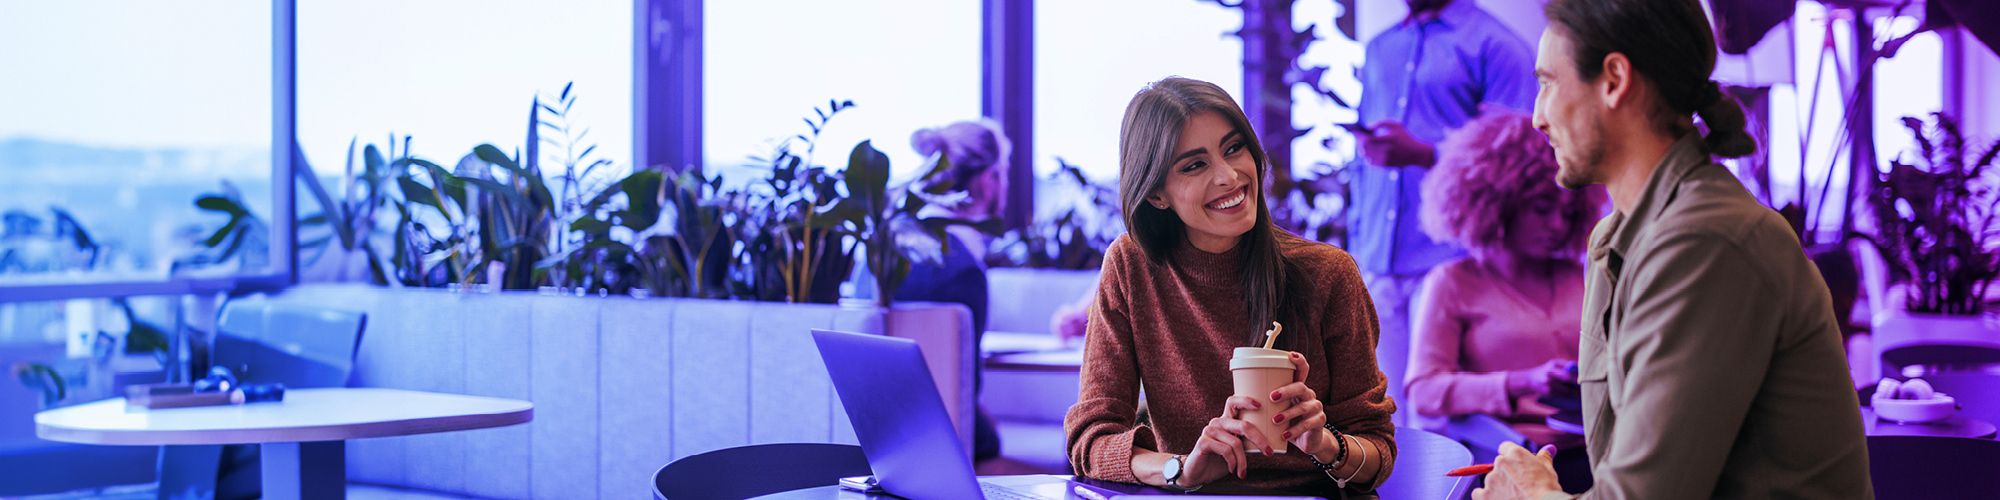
[1475, 0, 1871, 498]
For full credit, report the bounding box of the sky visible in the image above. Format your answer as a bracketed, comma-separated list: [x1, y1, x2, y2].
[0, 0, 633, 180]
[0, 1, 273, 150]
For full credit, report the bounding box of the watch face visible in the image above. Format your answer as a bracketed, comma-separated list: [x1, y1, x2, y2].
[1163, 455, 1182, 481]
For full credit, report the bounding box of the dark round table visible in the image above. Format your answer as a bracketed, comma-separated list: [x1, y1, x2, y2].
[1862, 408, 1998, 439]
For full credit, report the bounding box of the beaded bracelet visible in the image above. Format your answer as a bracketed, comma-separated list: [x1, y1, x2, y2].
[1306, 422, 1347, 482]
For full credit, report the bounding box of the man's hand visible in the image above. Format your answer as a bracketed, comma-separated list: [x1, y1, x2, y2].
[1473, 442, 1565, 500]
[1360, 121, 1437, 167]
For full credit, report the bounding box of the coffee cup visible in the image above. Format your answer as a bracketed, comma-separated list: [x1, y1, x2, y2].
[1230, 347, 1295, 454]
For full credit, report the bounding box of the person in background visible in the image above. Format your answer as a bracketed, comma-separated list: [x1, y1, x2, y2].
[1349, 0, 1539, 419]
[1066, 77, 1394, 495]
[895, 119, 1011, 461]
[1478, 0, 1870, 497]
[1052, 291, 1092, 347]
[1404, 108, 1603, 493]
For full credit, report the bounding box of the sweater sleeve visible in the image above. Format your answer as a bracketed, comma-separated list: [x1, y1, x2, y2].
[1063, 242, 1155, 483]
[1406, 266, 1517, 417]
[1318, 250, 1399, 491]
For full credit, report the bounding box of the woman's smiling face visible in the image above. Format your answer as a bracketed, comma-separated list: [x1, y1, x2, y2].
[1147, 110, 1260, 253]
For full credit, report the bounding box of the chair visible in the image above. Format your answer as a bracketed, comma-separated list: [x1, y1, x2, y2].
[1867, 435, 2000, 500]
[1379, 428, 1475, 500]
[652, 443, 871, 500]
[158, 300, 366, 500]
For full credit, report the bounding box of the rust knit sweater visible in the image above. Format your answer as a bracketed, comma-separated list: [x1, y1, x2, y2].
[1064, 233, 1398, 494]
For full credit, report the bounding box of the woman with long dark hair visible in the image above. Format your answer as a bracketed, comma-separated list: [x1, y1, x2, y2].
[1064, 77, 1396, 495]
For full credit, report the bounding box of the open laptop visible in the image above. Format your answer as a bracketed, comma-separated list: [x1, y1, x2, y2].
[813, 329, 1072, 499]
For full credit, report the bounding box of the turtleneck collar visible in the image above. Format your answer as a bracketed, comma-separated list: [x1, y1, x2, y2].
[1171, 234, 1247, 290]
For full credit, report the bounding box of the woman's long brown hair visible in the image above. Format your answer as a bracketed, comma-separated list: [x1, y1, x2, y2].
[1117, 77, 1293, 348]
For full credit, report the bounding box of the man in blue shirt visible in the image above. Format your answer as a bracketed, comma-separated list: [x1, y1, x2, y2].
[1349, 0, 1537, 419]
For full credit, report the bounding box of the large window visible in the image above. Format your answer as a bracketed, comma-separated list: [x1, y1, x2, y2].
[297, 0, 633, 201]
[1760, 3, 1941, 237]
[703, 0, 982, 183]
[1294, 0, 1367, 184]
[1034, 0, 1243, 185]
[294, 0, 631, 282]
[0, 1, 278, 291]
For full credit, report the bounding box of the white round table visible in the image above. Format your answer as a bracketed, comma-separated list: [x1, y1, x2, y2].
[36, 387, 533, 500]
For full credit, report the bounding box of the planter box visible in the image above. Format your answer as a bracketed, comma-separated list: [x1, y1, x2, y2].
[1873, 310, 2000, 377]
[265, 284, 974, 499]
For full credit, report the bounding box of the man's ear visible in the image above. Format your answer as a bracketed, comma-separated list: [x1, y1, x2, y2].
[1600, 52, 1634, 110]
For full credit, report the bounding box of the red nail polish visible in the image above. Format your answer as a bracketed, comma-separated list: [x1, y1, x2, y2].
[1274, 415, 1285, 424]
[1270, 392, 1281, 401]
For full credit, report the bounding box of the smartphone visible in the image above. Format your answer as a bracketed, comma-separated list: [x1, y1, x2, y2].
[838, 475, 885, 494]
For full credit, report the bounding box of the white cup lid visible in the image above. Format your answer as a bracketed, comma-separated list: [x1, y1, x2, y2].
[1230, 347, 1294, 370]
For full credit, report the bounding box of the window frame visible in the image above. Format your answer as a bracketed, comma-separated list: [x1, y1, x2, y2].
[0, 0, 297, 303]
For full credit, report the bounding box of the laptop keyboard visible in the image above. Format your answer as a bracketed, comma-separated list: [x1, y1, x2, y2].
[980, 483, 1042, 500]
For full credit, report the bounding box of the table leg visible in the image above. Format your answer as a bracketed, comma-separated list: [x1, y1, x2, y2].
[261, 441, 346, 500]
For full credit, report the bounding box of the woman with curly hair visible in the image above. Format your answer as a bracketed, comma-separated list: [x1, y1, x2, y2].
[1404, 108, 1603, 493]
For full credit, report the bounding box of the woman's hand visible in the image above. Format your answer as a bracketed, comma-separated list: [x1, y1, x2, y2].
[1505, 359, 1574, 399]
[1181, 395, 1277, 486]
[1051, 305, 1089, 347]
[1269, 351, 1332, 453]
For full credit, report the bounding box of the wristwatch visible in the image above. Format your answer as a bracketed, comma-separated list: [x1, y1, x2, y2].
[1163, 454, 1188, 490]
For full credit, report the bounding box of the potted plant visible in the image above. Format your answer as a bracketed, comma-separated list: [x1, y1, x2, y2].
[1865, 112, 2000, 367]
[727, 100, 860, 303]
[987, 159, 1122, 270]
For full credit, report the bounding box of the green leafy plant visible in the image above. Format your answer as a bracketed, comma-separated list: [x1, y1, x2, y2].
[1865, 112, 2000, 315]
[464, 140, 558, 290]
[117, 298, 172, 364]
[297, 136, 408, 284]
[647, 169, 735, 298]
[13, 298, 170, 408]
[537, 169, 669, 294]
[386, 151, 476, 287]
[0, 208, 104, 274]
[988, 159, 1123, 270]
[540, 82, 617, 226]
[12, 362, 64, 408]
[833, 141, 992, 306]
[173, 181, 269, 273]
[1274, 160, 1350, 247]
[730, 100, 861, 303]
[315, 89, 998, 309]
